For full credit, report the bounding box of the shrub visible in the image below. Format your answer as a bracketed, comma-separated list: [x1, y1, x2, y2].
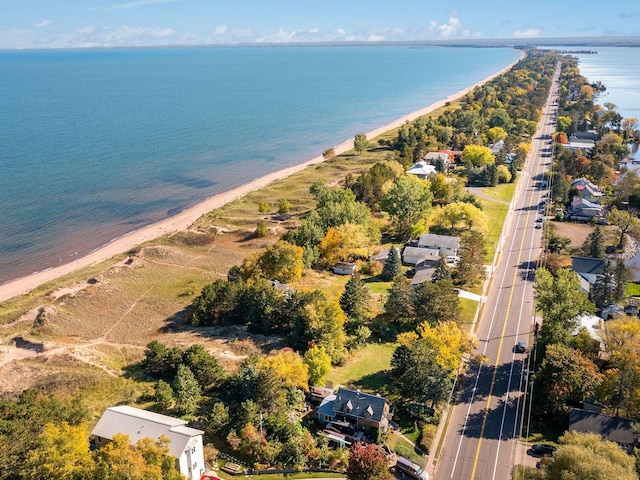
[258, 200, 270, 213]
[255, 220, 268, 238]
[419, 424, 438, 454]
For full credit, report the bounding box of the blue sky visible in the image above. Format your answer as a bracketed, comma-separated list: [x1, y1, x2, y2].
[1, 0, 639, 49]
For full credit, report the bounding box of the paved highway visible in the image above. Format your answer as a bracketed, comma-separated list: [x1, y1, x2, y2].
[434, 62, 561, 480]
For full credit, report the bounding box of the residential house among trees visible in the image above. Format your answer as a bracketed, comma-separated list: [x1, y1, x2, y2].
[406, 160, 437, 179]
[569, 408, 639, 453]
[571, 177, 603, 203]
[571, 256, 605, 293]
[316, 387, 393, 434]
[568, 197, 604, 221]
[402, 233, 460, 265]
[91, 406, 205, 480]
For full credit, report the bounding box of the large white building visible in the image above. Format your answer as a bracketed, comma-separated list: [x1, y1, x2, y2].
[92, 405, 205, 479]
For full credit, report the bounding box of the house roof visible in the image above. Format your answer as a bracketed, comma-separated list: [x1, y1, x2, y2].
[402, 246, 435, 263]
[417, 233, 460, 250]
[571, 177, 597, 188]
[424, 152, 449, 163]
[573, 314, 602, 342]
[410, 260, 438, 286]
[406, 161, 436, 177]
[569, 408, 638, 446]
[91, 405, 203, 458]
[571, 257, 605, 275]
[332, 387, 389, 423]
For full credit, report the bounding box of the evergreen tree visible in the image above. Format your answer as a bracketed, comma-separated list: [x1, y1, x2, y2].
[414, 280, 461, 327]
[508, 157, 518, 182]
[173, 365, 201, 415]
[432, 256, 452, 283]
[591, 261, 616, 308]
[455, 231, 486, 286]
[384, 275, 416, 328]
[381, 246, 402, 281]
[154, 380, 174, 411]
[340, 273, 371, 333]
[613, 260, 630, 301]
[585, 226, 605, 258]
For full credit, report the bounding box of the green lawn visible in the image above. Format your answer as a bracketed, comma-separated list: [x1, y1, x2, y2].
[479, 198, 510, 263]
[625, 282, 640, 297]
[481, 182, 516, 203]
[327, 342, 396, 394]
[459, 297, 480, 325]
[214, 468, 345, 480]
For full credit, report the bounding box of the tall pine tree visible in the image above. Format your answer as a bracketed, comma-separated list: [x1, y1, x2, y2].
[381, 245, 402, 281]
[340, 273, 371, 325]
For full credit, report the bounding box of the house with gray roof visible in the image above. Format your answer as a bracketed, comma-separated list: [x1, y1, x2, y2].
[571, 256, 605, 294]
[316, 387, 392, 433]
[571, 177, 603, 203]
[406, 160, 437, 179]
[91, 405, 205, 479]
[568, 197, 604, 220]
[402, 234, 460, 265]
[569, 408, 639, 452]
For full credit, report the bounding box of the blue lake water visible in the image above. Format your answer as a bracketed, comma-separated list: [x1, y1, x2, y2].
[0, 46, 520, 283]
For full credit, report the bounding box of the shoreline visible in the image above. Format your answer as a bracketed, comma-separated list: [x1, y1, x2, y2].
[0, 50, 524, 303]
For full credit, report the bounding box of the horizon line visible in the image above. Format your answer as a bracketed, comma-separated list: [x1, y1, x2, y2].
[3, 35, 640, 52]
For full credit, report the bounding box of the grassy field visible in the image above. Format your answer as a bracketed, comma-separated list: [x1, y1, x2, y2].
[481, 182, 516, 203]
[479, 198, 510, 263]
[327, 342, 395, 395]
[625, 282, 640, 297]
[459, 297, 480, 325]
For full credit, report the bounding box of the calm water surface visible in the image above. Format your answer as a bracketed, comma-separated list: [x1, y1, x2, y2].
[0, 46, 520, 283]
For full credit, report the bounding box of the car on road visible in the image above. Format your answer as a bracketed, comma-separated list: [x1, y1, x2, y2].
[531, 444, 557, 456]
[536, 217, 543, 222]
[515, 341, 527, 353]
[535, 223, 542, 229]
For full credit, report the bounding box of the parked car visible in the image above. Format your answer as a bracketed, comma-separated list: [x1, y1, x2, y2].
[531, 444, 557, 456]
[393, 456, 429, 480]
[515, 341, 527, 353]
[535, 223, 542, 229]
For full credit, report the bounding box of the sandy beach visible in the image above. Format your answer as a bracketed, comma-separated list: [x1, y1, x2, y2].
[0, 51, 524, 303]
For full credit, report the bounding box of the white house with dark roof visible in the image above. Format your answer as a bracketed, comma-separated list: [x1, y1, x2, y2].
[91, 405, 205, 479]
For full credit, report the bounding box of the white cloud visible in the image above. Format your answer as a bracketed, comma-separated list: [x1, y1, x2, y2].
[368, 34, 385, 42]
[76, 25, 96, 34]
[257, 27, 300, 43]
[513, 28, 542, 38]
[429, 15, 462, 38]
[94, 0, 182, 10]
[310, 28, 319, 34]
[33, 19, 52, 28]
[212, 24, 227, 35]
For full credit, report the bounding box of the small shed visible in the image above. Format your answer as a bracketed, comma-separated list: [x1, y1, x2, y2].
[334, 262, 356, 275]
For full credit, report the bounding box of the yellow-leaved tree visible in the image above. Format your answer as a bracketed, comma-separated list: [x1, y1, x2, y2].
[418, 321, 477, 374]
[257, 349, 310, 391]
